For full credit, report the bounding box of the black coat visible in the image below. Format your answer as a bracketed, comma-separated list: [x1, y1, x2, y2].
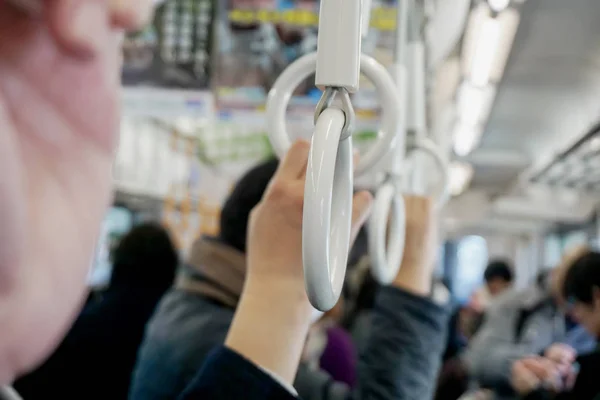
[13, 285, 168, 400]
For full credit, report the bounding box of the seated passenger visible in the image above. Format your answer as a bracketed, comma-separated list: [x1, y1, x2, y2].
[464, 246, 596, 399]
[178, 141, 451, 399]
[12, 223, 179, 399]
[511, 250, 600, 400]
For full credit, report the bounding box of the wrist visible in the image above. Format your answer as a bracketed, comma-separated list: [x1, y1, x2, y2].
[225, 276, 313, 384]
[243, 278, 314, 324]
[392, 262, 432, 297]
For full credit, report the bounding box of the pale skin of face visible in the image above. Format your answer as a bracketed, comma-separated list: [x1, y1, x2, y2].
[0, 0, 154, 383]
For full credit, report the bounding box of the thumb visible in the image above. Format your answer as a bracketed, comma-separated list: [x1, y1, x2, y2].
[350, 191, 373, 246]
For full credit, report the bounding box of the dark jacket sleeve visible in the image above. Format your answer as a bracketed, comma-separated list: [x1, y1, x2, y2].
[183, 286, 450, 400]
[179, 347, 298, 400]
[295, 287, 450, 400]
[356, 286, 450, 400]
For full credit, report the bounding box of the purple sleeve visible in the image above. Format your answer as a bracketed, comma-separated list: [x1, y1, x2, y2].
[319, 327, 358, 388]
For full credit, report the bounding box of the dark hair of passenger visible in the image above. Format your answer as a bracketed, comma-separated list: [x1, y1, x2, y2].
[562, 251, 600, 304]
[483, 259, 514, 283]
[343, 272, 379, 330]
[110, 222, 179, 290]
[348, 226, 368, 268]
[219, 158, 279, 253]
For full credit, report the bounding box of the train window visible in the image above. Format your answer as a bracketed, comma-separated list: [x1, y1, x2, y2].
[562, 230, 588, 252]
[543, 234, 562, 268]
[453, 235, 489, 303]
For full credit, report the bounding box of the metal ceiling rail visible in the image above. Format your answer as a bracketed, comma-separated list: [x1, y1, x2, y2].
[530, 120, 600, 184]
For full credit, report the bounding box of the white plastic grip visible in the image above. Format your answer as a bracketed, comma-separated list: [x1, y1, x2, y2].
[315, 0, 362, 92]
[369, 184, 406, 284]
[407, 41, 427, 133]
[303, 108, 353, 311]
[388, 63, 408, 176]
[361, 0, 372, 39]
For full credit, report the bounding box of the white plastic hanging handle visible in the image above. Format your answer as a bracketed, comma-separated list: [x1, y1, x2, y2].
[410, 137, 451, 209]
[361, 0, 372, 38]
[303, 108, 354, 310]
[267, 0, 400, 311]
[368, 183, 406, 284]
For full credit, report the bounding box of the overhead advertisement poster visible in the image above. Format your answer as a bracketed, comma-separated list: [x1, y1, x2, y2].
[121, 0, 217, 91]
[214, 0, 398, 118]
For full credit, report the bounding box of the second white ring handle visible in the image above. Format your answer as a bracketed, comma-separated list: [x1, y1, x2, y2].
[410, 137, 451, 209]
[368, 183, 406, 284]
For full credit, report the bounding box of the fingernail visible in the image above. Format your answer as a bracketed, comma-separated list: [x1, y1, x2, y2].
[69, 1, 105, 55]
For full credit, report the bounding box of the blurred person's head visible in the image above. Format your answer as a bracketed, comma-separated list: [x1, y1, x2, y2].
[483, 260, 514, 297]
[562, 250, 600, 337]
[550, 245, 590, 306]
[219, 158, 279, 253]
[110, 222, 179, 291]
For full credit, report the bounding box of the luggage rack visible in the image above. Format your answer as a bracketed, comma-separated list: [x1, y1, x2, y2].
[530, 122, 600, 192]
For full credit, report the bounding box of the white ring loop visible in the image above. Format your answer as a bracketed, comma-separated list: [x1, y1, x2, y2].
[368, 183, 406, 284]
[411, 138, 451, 209]
[266, 52, 399, 177]
[303, 108, 353, 311]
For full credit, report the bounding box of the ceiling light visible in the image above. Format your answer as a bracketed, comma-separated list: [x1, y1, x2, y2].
[449, 161, 474, 196]
[462, 5, 520, 86]
[453, 123, 484, 157]
[469, 17, 501, 87]
[488, 0, 510, 12]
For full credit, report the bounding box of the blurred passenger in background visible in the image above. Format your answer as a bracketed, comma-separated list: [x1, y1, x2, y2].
[306, 290, 357, 388]
[319, 294, 356, 388]
[13, 223, 179, 400]
[345, 267, 379, 356]
[469, 260, 515, 315]
[129, 159, 279, 400]
[464, 246, 596, 400]
[511, 250, 600, 400]
[484, 260, 515, 298]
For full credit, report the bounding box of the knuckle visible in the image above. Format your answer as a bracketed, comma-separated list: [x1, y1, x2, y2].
[291, 139, 311, 154]
[268, 180, 291, 200]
